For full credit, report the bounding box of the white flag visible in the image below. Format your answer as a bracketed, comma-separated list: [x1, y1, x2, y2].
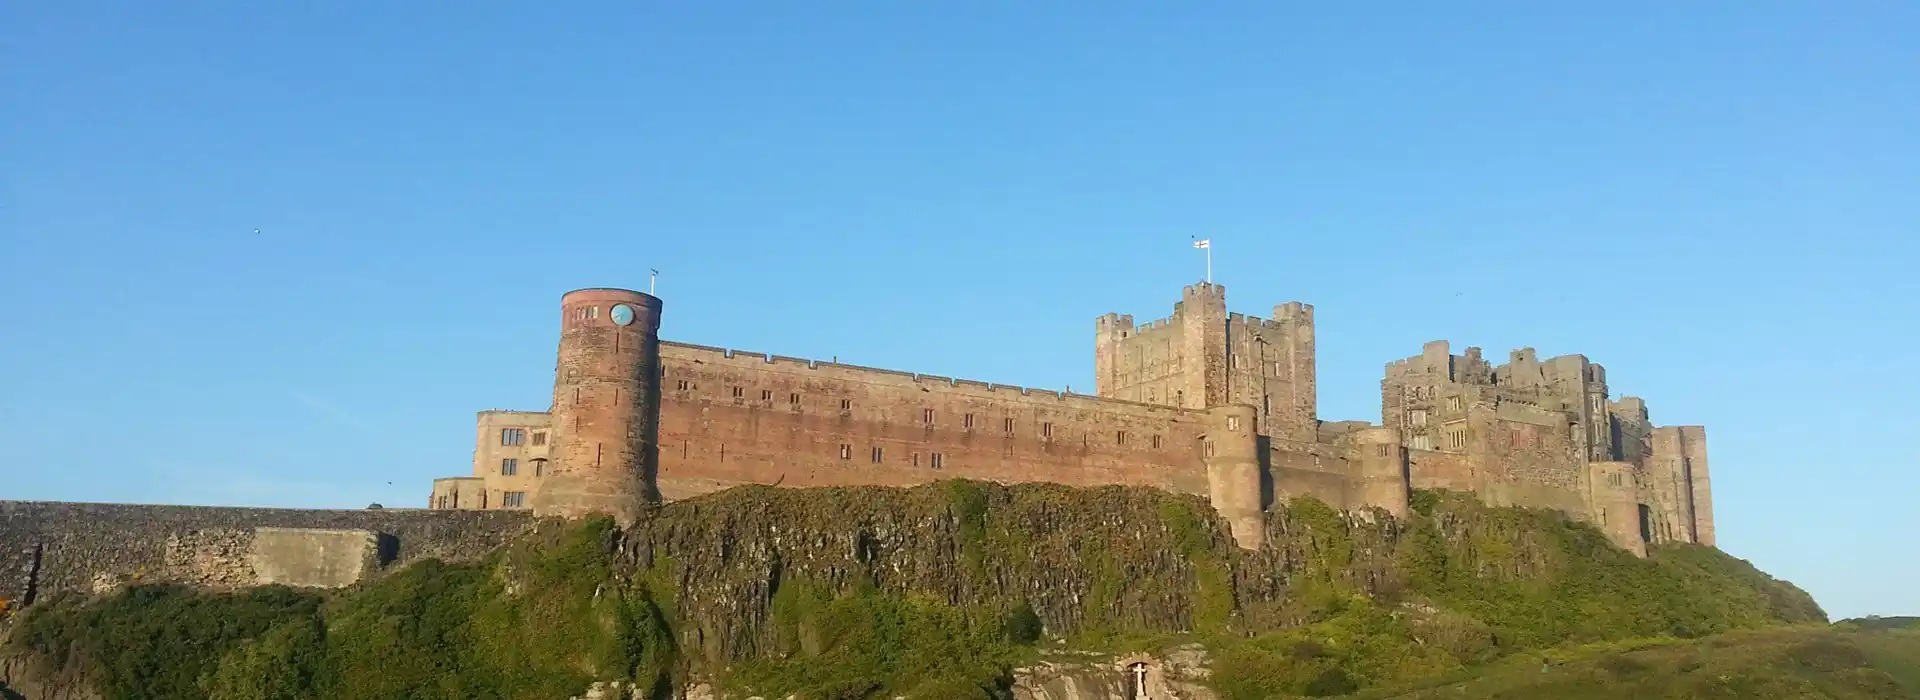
[1192, 239, 1210, 249]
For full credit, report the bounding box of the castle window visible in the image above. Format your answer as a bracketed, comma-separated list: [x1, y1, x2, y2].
[1042, 422, 1054, 439]
[1376, 444, 1390, 457]
[1005, 417, 1015, 434]
[839, 444, 852, 460]
[761, 389, 773, 401]
[501, 458, 518, 476]
[913, 453, 920, 467]
[500, 428, 526, 446]
[1448, 430, 1467, 449]
[930, 453, 944, 469]
[530, 431, 546, 446]
[1410, 410, 1428, 427]
[964, 413, 975, 429]
[924, 408, 935, 424]
[732, 386, 744, 399]
[1116, 431, 1126, 445]
[871, 446, 884, 463]
[677, 380, 691, 391]
[1412, 434, 1433, 451]
[1151, 435, 1162, 449]
[532, 458, 547, 476]
[840, 399, 852, 411]
[1204, 441, 1215, 458]
[503, 491, 526, 508]
[790, 393, 800, 405]
[589, 306, 598, 319]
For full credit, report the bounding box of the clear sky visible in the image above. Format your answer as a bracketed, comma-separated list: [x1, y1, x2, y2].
[3, 3, 1915, 618]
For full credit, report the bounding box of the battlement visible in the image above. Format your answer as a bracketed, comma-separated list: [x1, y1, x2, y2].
[659, 340, 1194, 415]
[1611, 396, 1648, 418]
[1180, 281, 1227, 302]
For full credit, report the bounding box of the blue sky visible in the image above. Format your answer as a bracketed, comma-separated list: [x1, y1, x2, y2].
[3, 3, 1914, 618]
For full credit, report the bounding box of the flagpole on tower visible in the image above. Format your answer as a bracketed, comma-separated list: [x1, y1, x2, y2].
[1192, 238, 1212, 284]
[649, 269, 659, 296]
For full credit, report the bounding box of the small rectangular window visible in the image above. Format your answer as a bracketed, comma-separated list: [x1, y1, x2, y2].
[761, 389, 773, 401]
[503, 491, 526, 508]
[677, 380, 691, 391]
[1204, 441, 1215, 457]
[500, 428, 526, 446]
[1116, 431, 1126, 445]
[913, 453, 921, 467]
[530, 431, 546, 446]
[732, 386, 744, 399]
[923, 408, 935, 424]
[839, 444, 852, 460]
[1005, 417, 1015, 434]
[790, 393, 801, 405]
[930, 453, 944, 469]
[964, 413, 974, 429]
[1151, 435, 1162, 449]
[1227, 416, 1240, 431]
[1042, 422, 1053, 438]
[840, 399, 852, 411]
[532, 459, 546, 476]
[1376, 444, 1390, 457]
[501, 458, 518, 476]
[871, 446, 883, 463]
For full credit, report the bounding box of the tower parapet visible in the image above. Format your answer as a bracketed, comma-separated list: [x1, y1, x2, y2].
[534, 288, 663, 524]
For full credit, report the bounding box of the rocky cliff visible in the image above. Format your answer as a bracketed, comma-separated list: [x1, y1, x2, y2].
[0, 482, 1824, 700]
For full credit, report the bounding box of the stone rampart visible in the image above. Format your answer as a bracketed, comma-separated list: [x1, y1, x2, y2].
[0, 501, 531, 604]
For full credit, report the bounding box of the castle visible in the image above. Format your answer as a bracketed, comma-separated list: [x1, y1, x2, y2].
[428, 283, 1715, 555]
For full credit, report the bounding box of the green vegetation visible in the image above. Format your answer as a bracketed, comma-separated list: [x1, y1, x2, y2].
[724, 580, 1038, 699]
[1357, 625, 1920, 699]
[0, 483, 1843, 700]
[10, 517, 673, 700]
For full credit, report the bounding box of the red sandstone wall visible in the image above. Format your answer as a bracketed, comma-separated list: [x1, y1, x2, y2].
[1406, 449, 1475, 492]
[654, 343, 1212, 501]
[1266, 444, 1353, 509]
[1468, 405, 1589, 514]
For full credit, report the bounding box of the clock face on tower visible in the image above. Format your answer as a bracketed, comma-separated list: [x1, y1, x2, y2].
[610, 304, 635, 327]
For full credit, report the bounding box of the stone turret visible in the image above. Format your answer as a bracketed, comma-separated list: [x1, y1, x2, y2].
[534, 288, 663, 524]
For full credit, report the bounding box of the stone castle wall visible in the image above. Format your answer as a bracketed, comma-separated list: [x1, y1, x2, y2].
[653, 341, 1216, 502]
[0, 502, 531, 605]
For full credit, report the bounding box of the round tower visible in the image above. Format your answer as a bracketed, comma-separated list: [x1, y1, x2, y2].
[1350, 427, 1411, 518]
[1203, 404, 1264, 549]
[1589, 461, 1647, 557]
[532, 287, 663, 524]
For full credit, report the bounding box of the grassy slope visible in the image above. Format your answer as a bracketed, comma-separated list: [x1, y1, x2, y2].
[1359, 627, 1920, 700]
[0, 483, 1842, 700]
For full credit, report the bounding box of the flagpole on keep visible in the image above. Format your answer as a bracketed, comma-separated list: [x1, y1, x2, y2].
[1193, 238, 1212, 284]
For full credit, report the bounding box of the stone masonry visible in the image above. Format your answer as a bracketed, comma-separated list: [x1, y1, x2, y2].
[431, 283, 1715, 555]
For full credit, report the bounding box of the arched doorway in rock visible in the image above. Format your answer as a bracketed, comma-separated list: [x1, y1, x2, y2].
[1125, 661, 1150, 699]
